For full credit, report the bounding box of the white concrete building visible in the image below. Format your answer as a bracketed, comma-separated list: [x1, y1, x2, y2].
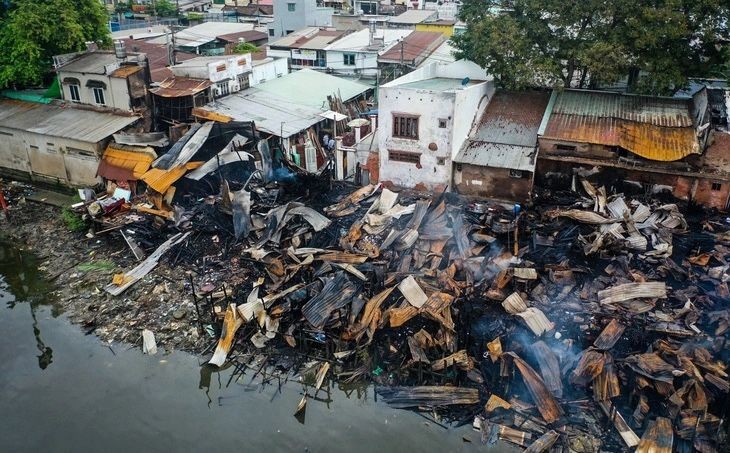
[171, 54, 253, 97]
[249, 57, 289, 86]
[268, 0, 333, 38]
[377, 60, 493, 190]
[324, 28, 412, 78]
[55, 50, 149, 113]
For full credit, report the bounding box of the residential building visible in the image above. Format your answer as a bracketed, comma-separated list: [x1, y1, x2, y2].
[0, 100, 140, 186]
[534, 89, 730, 208]
[146, 22, 266, 55]
[378, 31, 445, 81]
[416, 40, 456, 69]
[170, 54, 254, 95]
[55, 48, 150, 113]
[121, 38, 198, 83]
[218, 30, 270, 51]
[453, 91, 550, 202]
[387, 9, 437, 29]
[150, 78, 213, 126]
[267, 27, 345, 70]
[268, 0, 334, 38]
[377, 60, 493, 190]
[415, 19, 455, 37]
[194, 69, 370, 173]
[250, 56, 289, 85]
[324, 28, 412, 78]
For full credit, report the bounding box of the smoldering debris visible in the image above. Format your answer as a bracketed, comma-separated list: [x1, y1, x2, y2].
[6, 153, 730, 452]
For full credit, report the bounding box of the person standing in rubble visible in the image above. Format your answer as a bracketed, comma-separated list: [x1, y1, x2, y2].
[322, 134, 336, 153]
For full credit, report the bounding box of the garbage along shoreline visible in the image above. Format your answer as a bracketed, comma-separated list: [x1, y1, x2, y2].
[2, 178, 729, 452]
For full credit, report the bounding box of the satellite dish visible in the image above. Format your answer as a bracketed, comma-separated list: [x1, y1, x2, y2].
[461, 77, 470, 86]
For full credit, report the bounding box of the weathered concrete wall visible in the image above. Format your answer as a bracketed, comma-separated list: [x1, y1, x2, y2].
[452, 83, 493, 158]
[377, 85, 454, 189]
[453, 164, 532, 202]
[693, 178, 730, 209]
[249, 58, 288, 86]
[0, 127, 103, 187]
[325, 49, 379, 77]
[59, 71, 133, 111]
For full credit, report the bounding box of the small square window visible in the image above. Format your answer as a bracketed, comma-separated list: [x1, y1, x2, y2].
[712, 182, 722, 191]
[268, 29, 275, 36]
[437, 157, 446, 165]
[438, 119, 447, 128]
[287, 2, 295, 11]
[343, 53, 355, 66]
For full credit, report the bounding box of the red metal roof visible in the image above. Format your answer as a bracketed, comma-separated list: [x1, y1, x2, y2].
[378, 31, 445, 64]
[122, 38, 197, 82]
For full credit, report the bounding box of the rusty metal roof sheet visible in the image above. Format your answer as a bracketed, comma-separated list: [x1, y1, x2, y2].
[378, 31, 445, 64]
[453, 91, 548, 172]
[150, 77, 212, 98]
[270, 28, 345, 50]
[110, 65, 143, 78]
[99, 144, 157, 180]
[541, 90, 700, 161]
[474, 91, 551, 147]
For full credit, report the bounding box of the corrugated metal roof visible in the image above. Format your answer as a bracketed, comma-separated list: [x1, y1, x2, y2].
[473, 91, 551, 146]
[197, 90, 325, 138]
[141, 162, 202, 194]
[147, 22, 259, 48]
[57, 52, 119, 74]
[542, 89, 700, 161]
[269, 28, 344, 50]
[253, 69, 369, 108]
[551, 90, 694, 127]
[378, 31, 445, 64]
[150, 77, 212, 97]
[389, 9, 437, 24]
[453, 91, 548, 171]
[324, 29, 412, 52]
[110, 65, 143, 78]
[0, 100, 140, 143]
[454, 142, 536, 172]
[99, 145, 156, 180]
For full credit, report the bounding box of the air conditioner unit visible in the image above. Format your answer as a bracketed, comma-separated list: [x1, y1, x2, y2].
[213, 87, 222, 96]
[232, 83, 241, 91]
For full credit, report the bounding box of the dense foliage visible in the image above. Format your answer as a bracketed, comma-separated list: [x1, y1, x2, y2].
[452, 0, 730, 94]
[0, 0, 111, 88]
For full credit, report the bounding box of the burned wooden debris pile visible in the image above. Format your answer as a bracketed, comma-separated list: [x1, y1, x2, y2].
[56, 155, 729, 451]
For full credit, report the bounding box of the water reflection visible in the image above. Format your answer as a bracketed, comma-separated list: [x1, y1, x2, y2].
[0, 239, 57, 369]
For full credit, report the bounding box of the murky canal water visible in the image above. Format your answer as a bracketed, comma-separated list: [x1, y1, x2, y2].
[0, 239, 513, 452]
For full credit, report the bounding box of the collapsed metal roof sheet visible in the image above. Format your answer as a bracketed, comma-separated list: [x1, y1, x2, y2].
[0, 100, 140, 143]
[454, 142, 536, 172]
[150, 77, 212, 98]
[541, 89, 700, 161]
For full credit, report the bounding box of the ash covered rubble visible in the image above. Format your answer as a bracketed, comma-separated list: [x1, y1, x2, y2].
[4, 132, 730, 451]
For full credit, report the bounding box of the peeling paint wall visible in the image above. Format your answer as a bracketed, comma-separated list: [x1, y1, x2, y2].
[0, 127, 103, 186]
[377, 85, 455, 188]
[377, 70, 492, 189]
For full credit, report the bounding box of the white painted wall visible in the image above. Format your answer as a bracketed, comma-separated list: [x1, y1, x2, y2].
[377, 59, 493, 189]
[325, 50, 379, 77]
[59, 70, 132, 111]
[249, 58, 289, 86]
[377, 85, 455, 189]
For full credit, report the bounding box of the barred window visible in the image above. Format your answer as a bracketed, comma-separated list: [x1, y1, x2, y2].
[392, 114, 418, 139]
[389, 150, 420, 165]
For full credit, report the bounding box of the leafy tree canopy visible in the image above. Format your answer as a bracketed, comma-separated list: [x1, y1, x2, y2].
[452, 0, 730, 95]
[232, 42, 260, 54]
[155, 0, 179, 17]
[0, 0, 111, 88]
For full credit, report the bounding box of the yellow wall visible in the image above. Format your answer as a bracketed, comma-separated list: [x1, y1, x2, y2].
[415, 23, 454, 37]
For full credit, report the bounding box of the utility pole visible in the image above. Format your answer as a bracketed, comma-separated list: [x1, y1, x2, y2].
[399, 40, 404, 78]
[170, 25, 181, 65]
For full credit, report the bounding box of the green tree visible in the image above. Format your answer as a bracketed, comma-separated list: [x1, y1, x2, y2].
[0, 0, 111, 88]
[232, 42, 260, 54]
[452, 0, 729, 95]
[155, 0, 178, 17]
